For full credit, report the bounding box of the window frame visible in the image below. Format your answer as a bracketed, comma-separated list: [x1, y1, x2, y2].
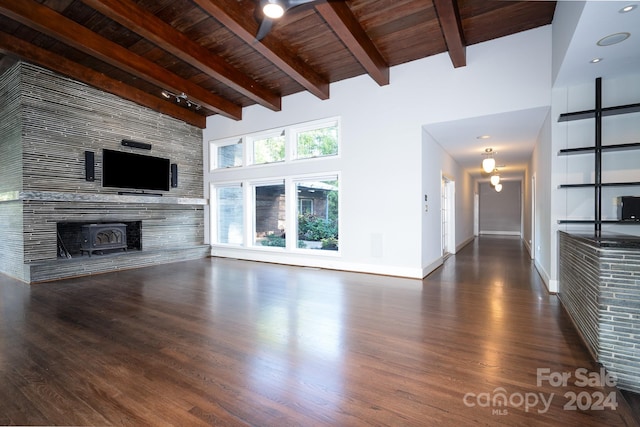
[210, 138, 244, 171]
[292, 173, 340, 253]
[251, 179, 288, 250]
[291, 117, 341, 161]
[247, 130, 287, 166]
[211, 182, 245, 246]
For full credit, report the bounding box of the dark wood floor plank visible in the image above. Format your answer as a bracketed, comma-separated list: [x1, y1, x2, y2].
[0, 236, 638, 426]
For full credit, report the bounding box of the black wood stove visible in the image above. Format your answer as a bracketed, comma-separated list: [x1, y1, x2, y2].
[80, 223, 127, 256]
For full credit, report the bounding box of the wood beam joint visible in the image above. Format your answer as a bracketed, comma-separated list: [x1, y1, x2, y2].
[315, 1, 389, 86]
[433, 0, 466, 68]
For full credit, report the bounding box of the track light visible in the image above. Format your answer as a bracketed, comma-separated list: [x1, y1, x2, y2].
[160, 90, 201, 110]
[482, 148, 496, 173]
[263, 0, 285, 18]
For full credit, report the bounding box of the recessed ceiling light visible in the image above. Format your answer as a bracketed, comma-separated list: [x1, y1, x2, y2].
[597, 32, 631, 46]
[620, 4, 637, 13]
[590, 58, 603, 64]
[477, 135, 490, 140]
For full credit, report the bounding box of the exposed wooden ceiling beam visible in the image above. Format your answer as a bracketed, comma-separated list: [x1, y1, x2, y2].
[192, 0, 330, 101]
[0, 0, 242, 120]
[0, 31, 206, 128]
[432, 0, 466, 68]
[81, 0, 281, 112]
[315, 1, 389, 86]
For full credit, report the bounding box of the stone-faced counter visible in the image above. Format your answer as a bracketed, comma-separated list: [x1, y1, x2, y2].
[559, 231, 640, 394]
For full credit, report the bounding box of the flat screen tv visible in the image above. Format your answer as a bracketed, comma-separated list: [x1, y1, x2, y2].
[102, 149, 170, 192]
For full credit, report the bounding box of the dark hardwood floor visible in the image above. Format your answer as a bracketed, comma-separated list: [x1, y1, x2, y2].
[0, 236, 638, 426]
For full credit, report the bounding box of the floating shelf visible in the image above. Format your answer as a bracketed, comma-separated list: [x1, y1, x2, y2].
[558, 78, 640, 236]
[558, 142, 640, 155]
[559, 182, 640, 189]
[558, 219, 640, 224]
[558, 102, 640, 122]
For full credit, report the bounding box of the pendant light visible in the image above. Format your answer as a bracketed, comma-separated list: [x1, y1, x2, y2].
[495, 183, 503, 192]
[482, 148, 496, 173]
[490, 169, 500, 186]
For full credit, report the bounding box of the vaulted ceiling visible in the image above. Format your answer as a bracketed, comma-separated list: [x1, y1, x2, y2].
[0, 0, 556, 129]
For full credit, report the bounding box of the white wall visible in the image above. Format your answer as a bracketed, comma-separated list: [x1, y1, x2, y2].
[420, 130, 475, 276]
[527, 110, 553, 290]
[479, 181, 522, 235]
[203, 26, 552, 278]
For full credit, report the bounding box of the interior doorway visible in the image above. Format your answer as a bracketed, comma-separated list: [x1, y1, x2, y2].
[441, 176, 456, 258]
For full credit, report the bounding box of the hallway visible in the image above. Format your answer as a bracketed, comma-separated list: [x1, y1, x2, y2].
[0, 236, 637, 425]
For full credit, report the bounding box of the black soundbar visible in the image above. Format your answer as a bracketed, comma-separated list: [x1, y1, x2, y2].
[121, 139, 152, 150]
[117, 191, 163, 197]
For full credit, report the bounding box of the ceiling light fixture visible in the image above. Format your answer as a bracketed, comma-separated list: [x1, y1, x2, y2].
[590, 58, 603, 64]
[160, 90, 201, 110]
[495, 183, 503, 193]
[597, 32, 631, 47]
[620, 4, 637, 13]
[490, 169, 501, 186]
[482, 148, 496, 173]
[263, 0, 285, 19]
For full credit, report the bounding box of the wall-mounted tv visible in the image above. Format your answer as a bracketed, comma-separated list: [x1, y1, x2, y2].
[102, 149, 170, 192]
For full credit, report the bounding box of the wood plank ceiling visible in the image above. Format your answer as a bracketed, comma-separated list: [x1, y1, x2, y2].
[0, 0, 556, 128]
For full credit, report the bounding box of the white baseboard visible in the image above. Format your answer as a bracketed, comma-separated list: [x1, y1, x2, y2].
[534, 259, 556, 293]
[479, 230, 522, 236]
[422, 257, 444, 278]
[455, 235, 475, 253]
[210, 246, 425, 278]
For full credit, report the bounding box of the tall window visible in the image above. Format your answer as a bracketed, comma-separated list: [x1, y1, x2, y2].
[216, 185, 243, 245]
[296, 177, 339, 251]
[295, 121, 339, 159]
[209, 117, 341, 255]
[254, 183, 286, 247]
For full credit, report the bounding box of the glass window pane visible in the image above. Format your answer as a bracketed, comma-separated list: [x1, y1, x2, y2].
[253, 136, 285, 164]
[296, 125, 338, 159]
[254, 184, 286, 247]
[217, 186, 243, 245]
[217, 143, 242, 168]
[296, 178, 338, 251]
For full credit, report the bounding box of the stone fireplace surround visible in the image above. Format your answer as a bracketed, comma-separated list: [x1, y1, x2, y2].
[0, 62, 210, 284]
[1, 190, 209, 283]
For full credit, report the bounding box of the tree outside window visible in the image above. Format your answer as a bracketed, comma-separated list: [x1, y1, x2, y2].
[296, 124, 338, 159]
[253, 135, 285, 164]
